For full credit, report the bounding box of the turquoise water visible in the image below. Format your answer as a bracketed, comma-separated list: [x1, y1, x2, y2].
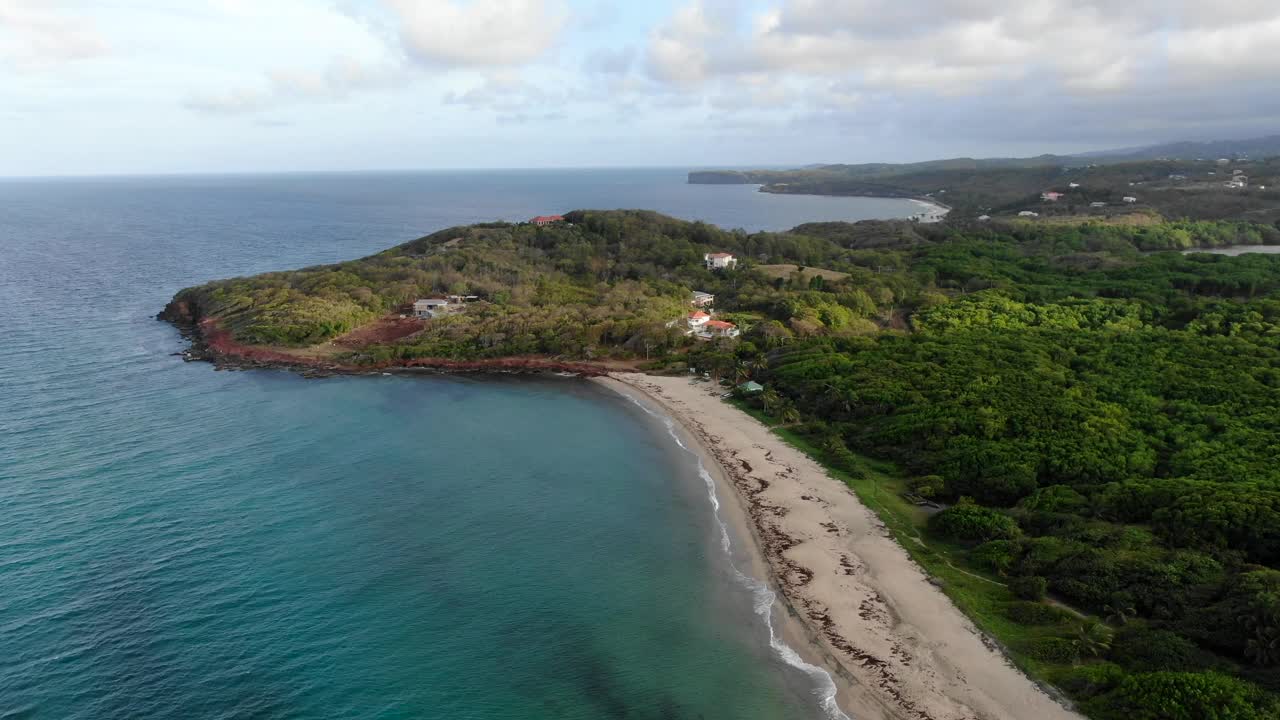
[0, 170, 888, 718]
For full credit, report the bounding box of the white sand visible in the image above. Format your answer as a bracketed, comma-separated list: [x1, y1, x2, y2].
[598, 373, 1083, 720]
[910, 199, 951, 224]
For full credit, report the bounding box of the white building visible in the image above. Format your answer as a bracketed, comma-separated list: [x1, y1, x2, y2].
[691, 291, 715, 307]
[413, 298, 450, 318]
[1018, 211, 1039, 217]
[687, 311, 711, 329]
[701, 320, 740, 339]
[977, 215, 991, 221]
[1069, 182, 1081, 188]
[704, 252, 738, 270]
[1122, 196, 1138, 203]
[1090, 201, 1108, 208]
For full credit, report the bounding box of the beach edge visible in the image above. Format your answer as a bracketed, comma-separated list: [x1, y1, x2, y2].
[597, 372, 1083, 720]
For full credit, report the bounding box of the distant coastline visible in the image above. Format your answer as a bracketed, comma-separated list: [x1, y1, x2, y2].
[687, 170, 951, 223]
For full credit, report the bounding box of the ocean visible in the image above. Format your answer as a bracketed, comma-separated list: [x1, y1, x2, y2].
[0, 169, 913, 719]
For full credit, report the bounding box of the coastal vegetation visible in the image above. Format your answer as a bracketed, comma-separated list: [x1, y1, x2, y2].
[692, 155, 1280, 224]
[167, 207, 1280, 717]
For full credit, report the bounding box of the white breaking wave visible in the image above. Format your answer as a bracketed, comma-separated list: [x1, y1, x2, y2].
[621, 392, 853, 720]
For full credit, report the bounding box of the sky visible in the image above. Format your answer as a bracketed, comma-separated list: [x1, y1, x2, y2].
[3, 0, 1280, 176]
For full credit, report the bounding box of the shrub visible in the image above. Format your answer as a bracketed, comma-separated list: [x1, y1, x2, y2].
[910, 475, 946, 499]
[971, 539, 1021, 574]
[1025, 636, 1080, 664]
[928, 501, 1021, 544]
[1010, 575, 1049, 601]
[1088, 671, 1271, 720]
[1055, 662, 1127, 699]
[1003, 601, 1071, 626]
[1109, 625, 1202, 672]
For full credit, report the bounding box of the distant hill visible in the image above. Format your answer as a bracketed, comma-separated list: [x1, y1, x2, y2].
[690, 135, 1280, 220]
[1080, 135, 1280, 161]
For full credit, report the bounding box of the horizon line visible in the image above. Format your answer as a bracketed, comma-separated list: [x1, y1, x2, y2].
[0, 163, 807, 182]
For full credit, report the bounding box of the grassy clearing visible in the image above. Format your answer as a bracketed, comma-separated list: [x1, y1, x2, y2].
[757, 264, 851, 282]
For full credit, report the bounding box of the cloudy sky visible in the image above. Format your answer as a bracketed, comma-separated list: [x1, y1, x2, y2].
[4, 0, 1279, 175]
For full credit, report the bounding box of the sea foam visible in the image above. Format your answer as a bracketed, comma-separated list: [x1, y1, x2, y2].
[622, 392, 853, 720]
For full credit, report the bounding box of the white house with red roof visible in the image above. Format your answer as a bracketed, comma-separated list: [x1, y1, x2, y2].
[687, 311, 711, 329]
[704, 252, 738, 270]
[702, 320, 740, 338]
[531, 215, 565, 226]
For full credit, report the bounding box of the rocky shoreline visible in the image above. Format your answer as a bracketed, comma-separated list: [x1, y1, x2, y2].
[157, 299, 611, 378]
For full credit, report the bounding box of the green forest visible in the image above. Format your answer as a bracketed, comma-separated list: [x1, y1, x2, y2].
[171, 209, 1280, 717]
[692, 156, 1280, 223]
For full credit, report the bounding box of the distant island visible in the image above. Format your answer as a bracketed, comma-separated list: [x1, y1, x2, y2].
[164, 202, 1280, 719]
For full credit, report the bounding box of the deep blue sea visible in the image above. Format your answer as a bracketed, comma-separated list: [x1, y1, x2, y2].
[0, 169, 911, 719]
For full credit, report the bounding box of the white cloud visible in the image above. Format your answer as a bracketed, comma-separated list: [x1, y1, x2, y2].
[634, 0, 1280, 145]
[0, 0, 108, 69]
[386, 0, 567, 67]
[185, 56, 406, 115]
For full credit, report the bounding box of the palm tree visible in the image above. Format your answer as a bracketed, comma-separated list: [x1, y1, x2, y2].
[1103, 602, 1136, 626]
[761, 388, 781, 415]
[1241, 611, 1280, 666]
[779, 402, 802, 425]
[1073, 621, 1114, 659]
[1245, 626, 1280, 666]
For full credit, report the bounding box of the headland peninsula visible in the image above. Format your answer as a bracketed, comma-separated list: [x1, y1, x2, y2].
[162, 206, 1280, 719]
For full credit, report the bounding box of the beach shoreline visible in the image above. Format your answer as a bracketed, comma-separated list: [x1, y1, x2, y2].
[597, 376, 860, 720]
[597, 372, 1082, 720]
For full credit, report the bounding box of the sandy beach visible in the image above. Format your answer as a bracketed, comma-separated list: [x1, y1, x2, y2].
[910, 199, 951, 224]
[598, 373, 1082, 720]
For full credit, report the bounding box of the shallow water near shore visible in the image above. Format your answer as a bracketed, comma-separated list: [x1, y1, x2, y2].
[0, 169, 898, 718]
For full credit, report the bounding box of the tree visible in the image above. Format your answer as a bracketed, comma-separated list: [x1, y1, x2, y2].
[1010, 575, 1048, 601]
[1110, 625, 1202, 672]
[761, 388, 781, 415]
[1104, 600, 1138, 626]
[1075, 620, 1115, 659]
[1089, 672, 1270, 720]
[928, 501, 1021, 544]
[779, 402, 801, 425]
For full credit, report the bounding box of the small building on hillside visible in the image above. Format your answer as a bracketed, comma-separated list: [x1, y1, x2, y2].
[691, 291, 715, 307]
[1041, 191, 1065, 201]
[737, 381, 764, 394]
[977, 214, 991, 221]
[531, 215, 565, 226]
[702, 320, 740, 339]
[1018, 210, 1039, 217]
[1122, 196, 1138, 203]
[413, 298, 451, 318]
[1090, 201, 1108, 208]
[1068, 182, 1081, 189]
[687, 311, 711, 329]
[704, 252, 738, 270]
